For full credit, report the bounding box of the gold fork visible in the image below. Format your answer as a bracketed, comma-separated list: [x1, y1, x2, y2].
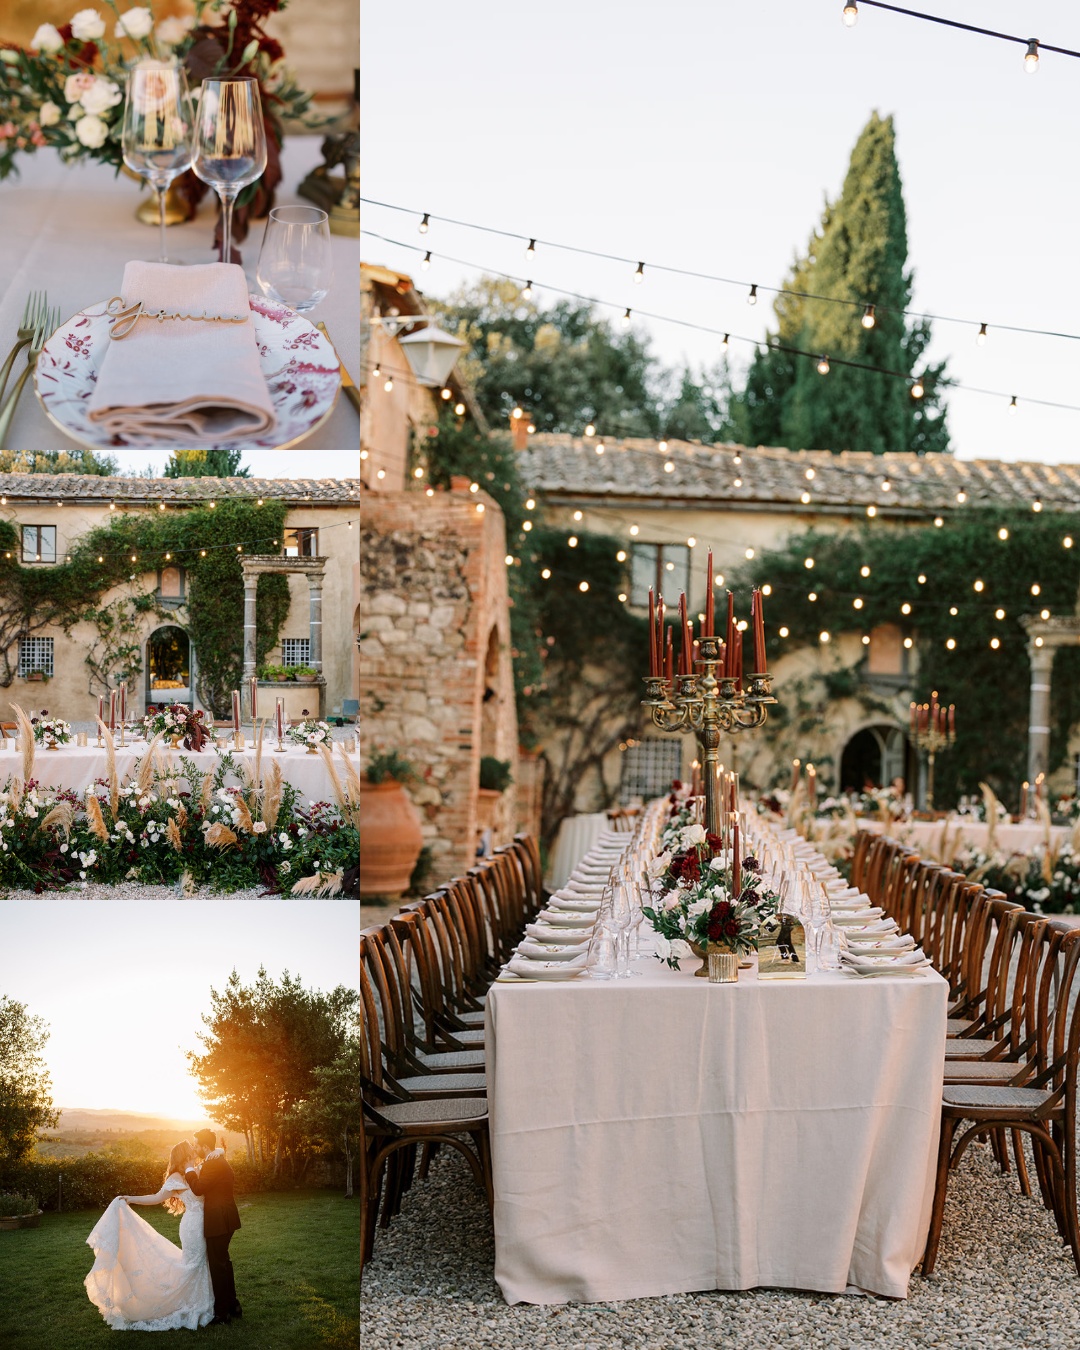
[0, 290, 47, 406]
[0, 305, 59, 450]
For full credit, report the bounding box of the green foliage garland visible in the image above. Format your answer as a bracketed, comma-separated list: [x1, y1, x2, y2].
[737, 511, 1080, 804]
[0, 500, 290, 715]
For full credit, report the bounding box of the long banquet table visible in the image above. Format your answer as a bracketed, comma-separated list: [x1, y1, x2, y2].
[486, 941, 948, 1303]
[859, 816, 1069, 855]
[0, 138, 358, 452]
[0, 739, 357, 806]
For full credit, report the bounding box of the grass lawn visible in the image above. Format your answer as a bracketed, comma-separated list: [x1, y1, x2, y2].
[1, 1190, 359, 1349]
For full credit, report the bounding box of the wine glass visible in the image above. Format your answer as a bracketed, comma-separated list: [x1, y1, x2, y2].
[192, 77, 267, 265]
[121, 61, 194, 264]
[256, 206, 333, 312]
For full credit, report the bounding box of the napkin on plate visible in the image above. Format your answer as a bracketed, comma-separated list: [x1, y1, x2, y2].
[506, 956, 588, 981]
[516, 940, 589, 960]
[536, 908, 595, 927]
[548, 896, 601, 912]
[843, 933, 916, 953]
[830, 907, 884, 924]
[86, 261, 276, 443]
[525, 923, 592, 944]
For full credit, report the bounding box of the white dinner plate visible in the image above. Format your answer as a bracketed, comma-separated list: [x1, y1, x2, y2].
[35, 295, 341, 451]
[536, 909, 595, 927]
[505, 958, 587, 981]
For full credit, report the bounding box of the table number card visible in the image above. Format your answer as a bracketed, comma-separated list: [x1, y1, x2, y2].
[757, 911, 807, 980]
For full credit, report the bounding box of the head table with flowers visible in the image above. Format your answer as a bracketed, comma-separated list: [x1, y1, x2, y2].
[0, 3, 358, 452]
[481, 785, 948, 1306]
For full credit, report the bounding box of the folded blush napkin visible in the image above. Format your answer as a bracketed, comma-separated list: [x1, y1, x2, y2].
[87, 261, 276, 443]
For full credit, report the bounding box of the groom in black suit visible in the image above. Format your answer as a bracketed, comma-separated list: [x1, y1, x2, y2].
[185, 1129, 242, 1326]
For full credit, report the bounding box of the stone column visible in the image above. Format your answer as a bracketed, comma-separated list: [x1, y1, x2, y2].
[1027, 641, 1055, 785]
[242, 571, 258, 719]
[308, 569, 324, 719]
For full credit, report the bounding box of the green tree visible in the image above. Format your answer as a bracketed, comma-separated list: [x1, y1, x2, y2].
[289, 1034, 361, 1197]
[736, 112, 950, 455]
[0, 449, 118, 475]
[164, 449, 250, 478]
[0, 997, 59, 1163]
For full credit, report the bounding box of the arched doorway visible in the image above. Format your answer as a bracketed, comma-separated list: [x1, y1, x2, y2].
[146, 626, 193, 707]
[840, 724, 909, 794]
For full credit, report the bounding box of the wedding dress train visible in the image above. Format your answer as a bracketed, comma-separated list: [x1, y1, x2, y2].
[85, 1175, 215, 1331]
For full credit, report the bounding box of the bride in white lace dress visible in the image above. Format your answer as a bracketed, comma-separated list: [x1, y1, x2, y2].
[85, 1140, 215, 1331]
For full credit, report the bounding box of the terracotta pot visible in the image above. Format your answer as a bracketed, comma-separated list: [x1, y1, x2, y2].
[476, 787, 501, 835]
[359, 779, 423, 900]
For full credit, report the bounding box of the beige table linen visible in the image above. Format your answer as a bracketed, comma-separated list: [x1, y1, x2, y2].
[0, 138, 358, 451]
[486, 959, 947, 1304]
[545, 814, 617, 889]
[0, 740, 358, 806]
[859, 817, 1068, 856]
[86, 261, 275, 442]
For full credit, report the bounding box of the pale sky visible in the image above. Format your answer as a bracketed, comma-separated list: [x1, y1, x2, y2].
[362, 0, 1080, 464]
[107, 450, 358, 478]
[0, 901, 358, 1120]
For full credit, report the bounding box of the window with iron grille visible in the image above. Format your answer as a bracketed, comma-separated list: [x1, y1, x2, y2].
[21, 525, 56, 564]
[283, 527, 318, 557]
[629, 543, 691, 609]
[281, 638, 311, 667]
[619, 737, 684, 804]
[18, 636, 54, 677]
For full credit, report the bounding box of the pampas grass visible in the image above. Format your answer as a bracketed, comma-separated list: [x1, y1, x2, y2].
[12, 704, 34, 787]
[166, 817, 183, 851]
[136, 732, 165, 797]
[97, 719, 119, 817]
[205, 822, 238, 850]
[980, 782, 1001, 854]
[290, 869, 344, 897]
[262, 760, 282, 828]
[85, 792, 109, 842]
[40, 802, 73, 837]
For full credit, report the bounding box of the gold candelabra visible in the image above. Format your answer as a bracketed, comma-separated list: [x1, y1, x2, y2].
[911, 722, 955, 810]
[642, 635, 776, 836]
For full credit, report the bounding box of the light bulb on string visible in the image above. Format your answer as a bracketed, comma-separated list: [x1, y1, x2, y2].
[990, 637, 1000, 650]
[1009, 396, 1018, 414]
[956, 490, 967, 503]
[995, 608, 1006, 620]
[584, 423, 595, 437]
[817, 356, 830, 375]
[525, 238, 536, 259]
[806, 468, 816, 480]
[522, 280, 533, 298]
[371, 363, 380, 379]
[861, 304, 875, 329]
[747, 284, 758, 305]
[866, 504, 877, 517]
[511, 406, 523, 420]
[440, 387, 452, 401]
[383, 375, 394, 392]
[842, 1, 858, 26]
[658, 440, 668, 452]
[1032, 583, 1041, 595]
[1033, 500, 1043, 512]
[934, 517, 944, 527]
[901, 602, 912, 615]
[634, 261, 645, 284]
[802, 491, 812, 504]
[1024, 39, 1040, 73]
[976, 322, 988, 345]
[622, 307, 632, 328]
[418, 211, 430, 233]
[998, 527, 1009, 541]
[911, 379, 924, 399]
[421, 250, 431, 270]
[946, 638, 957, 650]
[721, 333, 730, 350]
[860, 565, 871, 577]
[664, 461, 675, 472]
[950, 606, 958, 616]
[454, 402, 465, 415]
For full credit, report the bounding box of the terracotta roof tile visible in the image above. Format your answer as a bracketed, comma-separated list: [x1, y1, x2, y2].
[0, 475, 360, 504]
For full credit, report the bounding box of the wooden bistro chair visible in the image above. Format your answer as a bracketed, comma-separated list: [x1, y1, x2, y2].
[923, 926, 1080, 1276]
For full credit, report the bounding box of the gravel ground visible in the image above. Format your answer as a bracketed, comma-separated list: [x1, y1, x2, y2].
[361, 1141, 1080, 1349]
[0, 880, 277, 901]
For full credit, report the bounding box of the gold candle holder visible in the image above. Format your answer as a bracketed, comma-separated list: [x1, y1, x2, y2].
[642, 637, 777, 837]
[911, 723, 956, 810]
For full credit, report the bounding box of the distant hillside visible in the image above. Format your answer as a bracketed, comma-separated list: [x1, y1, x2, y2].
[51, 1108, 225, 1134]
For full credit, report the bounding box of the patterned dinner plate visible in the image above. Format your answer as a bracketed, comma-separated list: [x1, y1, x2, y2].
[34, 295, 340, 451]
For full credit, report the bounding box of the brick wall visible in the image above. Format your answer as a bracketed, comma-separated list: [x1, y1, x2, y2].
[359, 484, 519, 880]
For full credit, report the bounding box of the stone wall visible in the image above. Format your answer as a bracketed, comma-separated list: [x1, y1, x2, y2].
[358, 483, 519, 881]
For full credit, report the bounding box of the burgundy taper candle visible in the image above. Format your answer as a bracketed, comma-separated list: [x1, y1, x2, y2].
[648, 587, 657, 675]
[705, 550, 714, 638]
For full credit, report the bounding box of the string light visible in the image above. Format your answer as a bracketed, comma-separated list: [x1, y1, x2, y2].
[525, 238, 536, 259]
[634, 261, 645, 284]
[974, 579, 985, 592]
[761, 584, 770, 595]
[541, 568, 551, 579]
[630, 525, 639, 535]
[595, 442, 605, 454]
[584, 423, 596, 436]
[998, 527, 1009, 540]
[734, 478, 743, 487]
[950, 606, 958, 616]
[1009, 396, 1018, 413]
[376, 468, 386, 479]
[1024, 39, 1040, 74]
[664, 460, 675, 472]
[573, 510, 583, 521]
[511, 406, 523, 420]
[622, 307, 632, 327]
[440, 387, 452, 400]
[842, 1, 858, 25]
[745, 547, 754, 559]
[525, 497, 537, 510]
[911, 379, 924, 399]
[861, 303, 875, 328]
[469, 482, 479, 492]
[853, 597, 864, 609]
[918, 574, 927, 584]
[990, 637, 1001, 649]
[819, 631, 830, 643]
[687, 536, 697, 547]
[1035, 636, 1045, 647]
[618, 592, 627, 602]
[1031, 583, 1041, 595]
[616, 549, 627, 561]
[418, 211, 430, 233]
[860, 565, 871, 577]
[866, 505, 877, 517]
[977, 322, 988, 346]
[721, 333, 730, 349]
[995, 608, 1006, 619]
[454, 402, 466, 415]
[505, 554, 514, 565]
[816, 356, 830, 375]
[579, 580, 590, 592]
[801, 491, 812, 504]
[805, 468, 816, 480]
[421, 250, 431, 270]
[881, 479, 892, 491]
[1066, 536, 1074, 548]
[808, 592, 818, 601]
[523, 280, 533, 298]
[747, 284, 758, 305]
[934, 517, 944, 527]
[413, 467, 424, 478]
[383, 376, 394, 392]
[1041, 608, 1051, 620]
[1033, 500, 1043, 512]
[862, 634, 871, 645]
[901, 602, 912, 615]
[568, 536, 578, 547]
[946, 638, 957, 650]
[523, 520, 533, 531]
[779, 626, 790, 638]
[804, 557, 815, 568]
[658, 440, 669, 452]
[371, 363, 380, 379]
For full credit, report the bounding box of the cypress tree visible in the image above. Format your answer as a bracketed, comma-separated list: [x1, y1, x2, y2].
[738, 112, 949, 455]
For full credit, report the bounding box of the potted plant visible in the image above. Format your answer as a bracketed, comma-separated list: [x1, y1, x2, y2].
[0, 1193, 41, 1230]
[360, 751, 424, 901]
[26, 669, 49, 683]
[292, 665, 319, 684]
[476, 756, 514, 835]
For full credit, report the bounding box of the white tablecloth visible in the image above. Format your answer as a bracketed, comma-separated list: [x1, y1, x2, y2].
[544, 813, 610, 890]
[0, 740, 356, 806]
[486, 957, 948, 1304]
[860, 817, 1069, 856]
[0, 139, 357, 451]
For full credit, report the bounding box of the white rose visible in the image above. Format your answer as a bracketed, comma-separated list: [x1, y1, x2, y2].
[74, 114, 108, 148]
[115, 7, 153, 39]
[252, 821, 267, 834]
[687, 897, 709, 919]
[670, 939, 693, 963]
[32, 23, 65, 52]
[70, 9, 106, 40]
[64, 72, 95, 104]
[681, 823, 706, 846]
[647, 851, 671, 878]
[156, 15, 194, 46]
[0, 51, 17, 65]
[662, 890, 682, 912]
[79, 77, 122, 117]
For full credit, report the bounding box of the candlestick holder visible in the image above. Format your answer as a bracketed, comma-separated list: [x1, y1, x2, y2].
[911, 723, 955, 810]
[642, 636, 777, 836]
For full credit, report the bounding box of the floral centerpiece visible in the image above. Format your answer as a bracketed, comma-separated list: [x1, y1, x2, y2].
[287, 716, 331, 751]
[0, 2, 324, 249]
[29, 710, 72, 747]
[644, 821, 778, 973]
[143, 702, 210, 751]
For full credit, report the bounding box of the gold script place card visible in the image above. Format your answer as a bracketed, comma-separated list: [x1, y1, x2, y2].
[757, 912, 807, 980]
[106, 297, 249, 341]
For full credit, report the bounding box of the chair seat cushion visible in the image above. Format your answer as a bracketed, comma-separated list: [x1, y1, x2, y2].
[378, 1096, 488, 1128]
[456, 1010, 486, 1027]
[947, 1018, 975, 1036]
[415, 1048, 485, 1069]
[439, 1027, 484, 1047]
[944, 1038, 1000, 1059]
[943, 1084, 1055, 1113]
[944, 1060, 1024, 1084]
[395, 1072, 486, 1095]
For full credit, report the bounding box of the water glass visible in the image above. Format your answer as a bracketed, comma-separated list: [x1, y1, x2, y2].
[256, 206, 333, 312]
[122, 61, 194, 263]
[192, 77, 267, 264]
